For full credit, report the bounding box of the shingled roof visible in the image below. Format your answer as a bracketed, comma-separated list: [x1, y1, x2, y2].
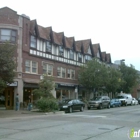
[82, 39, 92, 54]
[29, 20, 39, 36]
[92, 43, 102, 60]
[37, 25, 52, 41]
[52, 31, 64, 45]
[75, 40, 82, 52]
[106, 53, 112, 63]
[64, 36, 75, 49]
[101, 52, 107, 62]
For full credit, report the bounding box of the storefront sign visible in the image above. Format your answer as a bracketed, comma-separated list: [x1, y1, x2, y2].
[7, 81, 18, 87]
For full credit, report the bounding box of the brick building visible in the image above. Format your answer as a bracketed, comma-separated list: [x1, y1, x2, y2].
[0, 7, 112, 109]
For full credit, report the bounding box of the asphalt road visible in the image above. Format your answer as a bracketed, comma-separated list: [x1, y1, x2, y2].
[0, 105, 140, 140]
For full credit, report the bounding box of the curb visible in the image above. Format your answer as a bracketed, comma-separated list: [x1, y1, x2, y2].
[22, 109, 65, 115]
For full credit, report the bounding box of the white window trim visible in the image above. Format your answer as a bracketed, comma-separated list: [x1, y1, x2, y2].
[25, 60, 38, 74]
[43, 63, 53, 76]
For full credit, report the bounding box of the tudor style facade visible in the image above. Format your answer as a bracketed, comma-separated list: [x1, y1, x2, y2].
[0, 7, 112, 109]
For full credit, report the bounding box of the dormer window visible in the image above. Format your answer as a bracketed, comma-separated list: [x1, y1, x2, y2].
[59, 46, 64, 56]
[85, 55, 91, 62]
[30, 35, 36, 48]
[78, 53, 82, 62]
[46, 41, 52, 53]
[69, 50, 74, 60]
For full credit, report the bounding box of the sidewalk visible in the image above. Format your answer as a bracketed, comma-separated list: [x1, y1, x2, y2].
[0, 109, 65, 119]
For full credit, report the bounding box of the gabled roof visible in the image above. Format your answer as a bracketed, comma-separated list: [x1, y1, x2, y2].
[64, 36, 75, 49]
[29, 20, 39, 36]
[101, 52, 107, 62]
[92, 43, 102, 60]
[0, 6, 17, 13]
[38, 25, 52, 41]
[82, 39, 92, 54]
[75, 41, 82, 52]
[106, 53, 112, 63]
[52, 31, 64, 45]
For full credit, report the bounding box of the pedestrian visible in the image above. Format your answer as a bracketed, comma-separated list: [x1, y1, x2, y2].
[27, 95, 32, 111]
[15, 93, 19, 111]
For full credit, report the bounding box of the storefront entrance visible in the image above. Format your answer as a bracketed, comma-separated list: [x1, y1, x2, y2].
[0, 87, 14, 109]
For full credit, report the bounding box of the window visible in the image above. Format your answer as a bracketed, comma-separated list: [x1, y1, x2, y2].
[30, 35, 36, 48]
[59, 46, 64, 56]
[67, 69, 75, 79]
[85, 55, 91, 62]
[69, 50, 74, 59]
[25, 60, 38, 74]
[78, 53, 82, 62]
[43, 63, 53, 76]
[46, 41, 52, 52]
[0, 29, 16, 43]
[57, 67, 66, 78]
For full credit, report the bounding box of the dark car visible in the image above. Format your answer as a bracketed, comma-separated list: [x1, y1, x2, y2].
[137, 98, 140, 104]
[110, 99, 121, 107]
[59, 99, 85, 113]
[88, 96, 110, 109]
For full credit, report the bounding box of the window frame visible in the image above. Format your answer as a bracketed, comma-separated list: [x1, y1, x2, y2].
[59, 46, 64, 57]
[43, 63, 53, 76]
[67, 69, 75, 79]
[69, 50, 74, 60]
[46, 41, 52, 53]
[78, 53, 82, 62]
[0, 29, 17, 43]
[25, 60, 38, 74]
[30, 35, 37, 49]
[57, 67, 66, 78]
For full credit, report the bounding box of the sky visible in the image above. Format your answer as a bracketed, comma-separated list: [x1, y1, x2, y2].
[1, 0, 140, 71]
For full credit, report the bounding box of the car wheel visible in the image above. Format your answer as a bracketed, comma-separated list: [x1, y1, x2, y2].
[108, 104, 110, 109]
[80, 106, 84, 112]
[69, 107, 73, 113]
[99, 104, 102, 109]
[112, 104, 115, 108]
[87, 107, 91, 110]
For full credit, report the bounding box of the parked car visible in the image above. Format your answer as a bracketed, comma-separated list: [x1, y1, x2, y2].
[59, 99, 85, 113]
[110, 99, 121, 107]
[137, 98, 140, 104]
[132, 98, 138, 105]
[116, 93, 133, 106]
[87, 96, 110, 110]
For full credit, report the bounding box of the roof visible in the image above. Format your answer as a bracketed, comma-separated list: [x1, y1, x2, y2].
[52, 31, 64, 45]
[64, 36, 75, 49]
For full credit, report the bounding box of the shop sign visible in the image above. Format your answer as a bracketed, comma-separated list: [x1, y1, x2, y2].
[7, 81, 18, 87]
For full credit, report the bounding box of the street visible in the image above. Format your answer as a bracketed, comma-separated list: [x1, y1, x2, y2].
[0, 105, 140, 140]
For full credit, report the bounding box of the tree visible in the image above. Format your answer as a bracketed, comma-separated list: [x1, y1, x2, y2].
[32, 75, 55, 98]
[0, 43, 16, 92]
[119, 64, 140, 93]
[78, 58, 108, 97]
[32, 75, 58, 112]
[104, 67, 124, 97]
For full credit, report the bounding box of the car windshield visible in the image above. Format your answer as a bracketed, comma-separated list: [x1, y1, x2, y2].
[117, 96, 125, 99]
[94, 97, 102, 101]
[62, 99, 72, 104]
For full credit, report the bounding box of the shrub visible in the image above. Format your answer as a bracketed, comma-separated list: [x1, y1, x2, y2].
[36, 97, 58, 112]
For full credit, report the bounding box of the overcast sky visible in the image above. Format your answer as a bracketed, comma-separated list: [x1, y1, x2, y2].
[1, 0, 140, 70]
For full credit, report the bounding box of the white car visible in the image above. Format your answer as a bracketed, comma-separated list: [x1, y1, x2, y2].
[132, 98, 138, 105]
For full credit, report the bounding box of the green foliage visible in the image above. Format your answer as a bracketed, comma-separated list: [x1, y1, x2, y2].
[32, 75, 58, 112]
[36, 97, 58, 112]
[104, 67, 124, 94]
[119, 64, 140, 93]
[32, 75, 54, 98]
[0, 43, 16, 91]
[78, 58, 108, 93]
